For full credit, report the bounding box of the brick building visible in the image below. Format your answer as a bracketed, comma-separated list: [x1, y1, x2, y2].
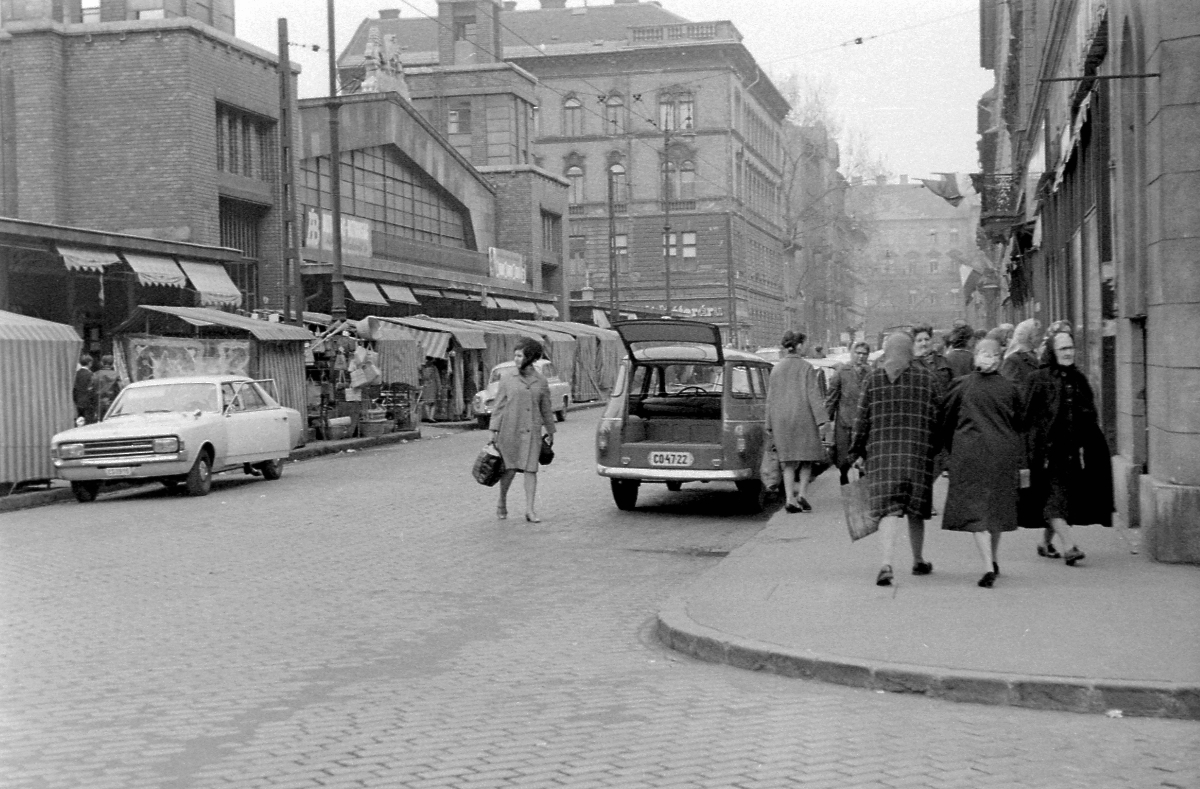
[847, 176, 983, 346]
[341, 0, 791, 347]
[0, 0, 292, 349]
[977, 0, 1200, 562]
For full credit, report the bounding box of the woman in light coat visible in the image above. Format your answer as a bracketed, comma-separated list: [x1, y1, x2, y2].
[766, 331, 827, 513]
[490, 338, 556, 523]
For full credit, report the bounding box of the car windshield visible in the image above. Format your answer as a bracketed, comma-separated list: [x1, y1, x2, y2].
[107, 383, 220, 417]
[488, 366, 513, 385]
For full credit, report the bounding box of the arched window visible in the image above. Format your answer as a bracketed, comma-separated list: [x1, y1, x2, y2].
[566, 165, 585, 204]
[604, 94, 625, 136]
[608, 162, 627, 203]
[679, 160, 695, 199]
[563, 96, 583, 137]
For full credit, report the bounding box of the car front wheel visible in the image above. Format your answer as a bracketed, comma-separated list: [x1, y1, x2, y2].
[71, 481, 100, 503]
[185, 452, 213, 497]
[611, 479, 639, 511]
[258, 458, 284, 480]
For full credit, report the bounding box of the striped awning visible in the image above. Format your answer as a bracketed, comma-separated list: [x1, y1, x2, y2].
[123, 253, 186, 288]
[441, 290, 473, 301]
[408, 329, 451, 359]
[178, 260, 242, 307]
[513, 300, 540, 315]
[411, 287, 442, 298]
[344, 279, 388, 305]
[492, 297, 522, 310]
[535, 302, 560, 318]
[380, 284, 420, 305]
[57, 245, 120, 273]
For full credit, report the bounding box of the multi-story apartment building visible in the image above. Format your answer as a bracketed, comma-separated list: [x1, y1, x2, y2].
[846, 176, 983, 346]
[977, 0, 1199, 562]
[344, 0, 791, 347]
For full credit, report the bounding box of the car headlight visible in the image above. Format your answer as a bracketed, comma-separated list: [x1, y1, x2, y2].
[153, 437, 181, 454]
[57, 443, 85, 460]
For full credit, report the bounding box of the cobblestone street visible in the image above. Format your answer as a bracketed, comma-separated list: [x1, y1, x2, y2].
[1, 415, 1196, 789]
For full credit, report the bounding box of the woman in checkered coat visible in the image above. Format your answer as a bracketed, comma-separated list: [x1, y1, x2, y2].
[850, 332, 945, 586]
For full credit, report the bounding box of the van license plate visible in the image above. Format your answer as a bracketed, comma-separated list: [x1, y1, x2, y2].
[650, 451, 693, 468]
[104, 467, 132, 477]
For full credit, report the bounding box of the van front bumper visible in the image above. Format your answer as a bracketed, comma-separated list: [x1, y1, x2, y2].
[597, 464, 754, 482]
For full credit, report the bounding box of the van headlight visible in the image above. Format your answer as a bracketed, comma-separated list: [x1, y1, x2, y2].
[57, 443, 85, 460]
[153, 437, 181, 454]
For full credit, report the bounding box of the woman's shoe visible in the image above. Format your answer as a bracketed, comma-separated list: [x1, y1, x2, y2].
[784, 503, 802, 514]
[525, 513, 541, 523]
[798, 497, 813, 513]
[912, 560, 933, 576]
[1063, 546, 1085, 566]
[496, 505, 508, 520]
[876, 565, 894, 586]
[978, 571, 997, 588]
[1037, 543, 1061, 559]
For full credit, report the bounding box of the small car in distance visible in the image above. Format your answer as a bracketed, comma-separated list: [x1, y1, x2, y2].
[472, 358, 571, 429]
[597, 320, 774, 512]
[50, 375, 302, 502]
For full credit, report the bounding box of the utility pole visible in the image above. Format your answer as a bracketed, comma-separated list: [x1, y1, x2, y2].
[661, 127, 672, 318]
[607, 162, 622, 326]
[326, 0, 346, 323]
[277, 18, 305, 324]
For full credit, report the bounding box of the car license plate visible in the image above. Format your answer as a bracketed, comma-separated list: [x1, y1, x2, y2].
[104, 467, 133, 477]
[649, 451, 693, 468]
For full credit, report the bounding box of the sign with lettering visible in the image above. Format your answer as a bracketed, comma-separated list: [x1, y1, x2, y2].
[488, 247, 527, 283]
[303, 208, 373, 259]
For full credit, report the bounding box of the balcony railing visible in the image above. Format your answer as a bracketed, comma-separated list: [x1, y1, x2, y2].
[629, 22, 741, 46]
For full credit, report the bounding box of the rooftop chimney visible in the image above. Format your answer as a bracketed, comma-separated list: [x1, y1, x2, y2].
[875, 175, 888, 185]
[899, 174, 908, 184]
[379, 8, 400, 18]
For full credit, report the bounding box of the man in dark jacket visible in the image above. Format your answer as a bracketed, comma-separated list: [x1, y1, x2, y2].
[91, 354, 122, 422]
[944, 324, 975, 380]
[73, 354, 95, 424]
[825, 341, 871, 484]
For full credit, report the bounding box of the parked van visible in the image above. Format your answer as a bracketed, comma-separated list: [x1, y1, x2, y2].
[596, 320, 774, 511]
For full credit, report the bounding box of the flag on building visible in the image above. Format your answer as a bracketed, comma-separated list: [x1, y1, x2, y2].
[919, 172, 965, 207]
[960, 264, 982, 304]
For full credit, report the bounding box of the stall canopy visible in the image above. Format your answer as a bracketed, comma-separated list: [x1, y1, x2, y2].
[112, 306, 313, 413]
[516, 320, 621, 402]
[178, 260, 242, 307]
[0, 310, 82, 488]
[123, 253, 186, 288]
[344, 279, 389, 305]
[382, 316, 486, 352]
[535, 303, 560, 318]
[354, 317, 422, 386]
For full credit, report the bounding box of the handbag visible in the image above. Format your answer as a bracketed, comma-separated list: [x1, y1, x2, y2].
[472, 442, 505, 486]
[841, 470, 878, 542]
[539, 436, 555, 465]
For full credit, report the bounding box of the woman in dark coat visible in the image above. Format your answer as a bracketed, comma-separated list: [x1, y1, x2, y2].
[850, 332, 943, 586]
[766, 331, 827, 513]
[940, 339, 1025, 588]
[490, 338, 556, 523]
[1000, 318, 1055, 555]
[1024, 328, 1113, 566]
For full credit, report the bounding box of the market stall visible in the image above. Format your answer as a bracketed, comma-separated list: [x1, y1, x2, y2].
[376, 316, 486, 421]
[515, 320, 621, 402]
[111, 306, 312, 414]
[0, 310, 82, 491]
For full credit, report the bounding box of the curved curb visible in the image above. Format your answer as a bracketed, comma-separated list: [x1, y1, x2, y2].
[656, 598, 1200, 720]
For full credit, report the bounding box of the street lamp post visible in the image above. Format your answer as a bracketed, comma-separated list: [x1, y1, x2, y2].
[607, 162, 622, 326]
[661, 128, 673, 318]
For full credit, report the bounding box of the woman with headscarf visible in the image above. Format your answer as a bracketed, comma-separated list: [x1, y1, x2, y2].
[766, 330, 827, 513]
[490, 337, 556, 523]
[849, 332, 944, 586]
[1000, 319, 1042, 396]
[1023, 327, 1113, 565]
[939, 339, 1025, 588]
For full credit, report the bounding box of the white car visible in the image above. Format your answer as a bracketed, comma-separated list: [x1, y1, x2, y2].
[472, 358, 571, 429]
[50, 375, 303, 502]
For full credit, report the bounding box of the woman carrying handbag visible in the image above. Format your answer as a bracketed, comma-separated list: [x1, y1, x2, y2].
[490, 338, 556, 523]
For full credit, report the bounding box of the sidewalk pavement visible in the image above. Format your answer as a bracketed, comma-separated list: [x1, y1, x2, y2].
[657, 473, 1200, 720]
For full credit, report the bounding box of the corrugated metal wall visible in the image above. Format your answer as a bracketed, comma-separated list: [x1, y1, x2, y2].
[253, 344, 306, 415]
[0, 331, 82, 486]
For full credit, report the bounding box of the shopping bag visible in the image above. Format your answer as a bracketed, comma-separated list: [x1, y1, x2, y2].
[841, 471, 878, 542]
[472, 443, 505, 486]
[759, 441, 782, 490]
[539, 436, 555, 466]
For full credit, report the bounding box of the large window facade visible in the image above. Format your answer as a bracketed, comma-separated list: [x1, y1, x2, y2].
[216, 103, 274, 181]
[299, 145, 472, 248]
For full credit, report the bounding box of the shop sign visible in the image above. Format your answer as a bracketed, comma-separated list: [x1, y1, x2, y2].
[488, 247, 526, 283]
[640, 302, 726, 319]
[304, 208, 373, 259]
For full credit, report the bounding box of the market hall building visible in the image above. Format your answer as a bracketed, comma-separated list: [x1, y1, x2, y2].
[0, 0, 567, 353]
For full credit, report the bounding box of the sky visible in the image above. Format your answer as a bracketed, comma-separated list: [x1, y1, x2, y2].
[235, 0, 993, 179]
